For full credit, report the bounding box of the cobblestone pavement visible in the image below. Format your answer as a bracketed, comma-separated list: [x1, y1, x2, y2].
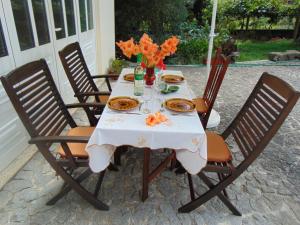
[0, 63, 299, 225]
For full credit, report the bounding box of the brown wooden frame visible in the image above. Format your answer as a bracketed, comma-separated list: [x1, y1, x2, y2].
[199, 48, 231, 129]
[1, 59, 110, 210]
[59, 42, 119, 126]
[141, 149, 175, 201]
[179, 73, 300, 215]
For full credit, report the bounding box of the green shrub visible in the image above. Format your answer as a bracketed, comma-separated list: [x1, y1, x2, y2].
[167, 21, 230, 64]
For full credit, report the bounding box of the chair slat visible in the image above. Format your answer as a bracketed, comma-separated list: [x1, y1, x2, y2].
[238, 118, 257, 149]
[235, 124, 252, 154]
[258, 88, 283, 112]
[232, 130, 248, 158]
[36, 107, 64, 134]
[13, 71, 45, 92]
[31, 102, 57, 124]
[20, 83, 51, 106]
[243, 112, 264, 140]
[251, 101, 273, 127]
[256, 92, 279, 118]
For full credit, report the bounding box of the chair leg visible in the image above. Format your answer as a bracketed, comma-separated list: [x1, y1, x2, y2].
[217, 173, 229, 198]
[40, 149, 109, 210]
[142, 148, 150, 201]
[178, 172, 241, 216]
[94, 170, 106, 197]
[114, 146, 128, 166]
[114, 148, 122, 166]
[47, 168, 92, 205]
[108, 163, 119, 171]
[187, 174, 195, 201]
[199, 173, 241, 216]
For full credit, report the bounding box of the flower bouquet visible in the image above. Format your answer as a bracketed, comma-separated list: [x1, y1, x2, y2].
[116, 34, 179, 85]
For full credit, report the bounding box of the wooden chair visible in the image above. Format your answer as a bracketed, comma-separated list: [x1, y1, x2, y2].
[1, 59, 109, 210]
[59, 42, 126, 165]
[193, 48, 231, 129]
[180, 73, 300, 215]
[58, 42, 119, 126]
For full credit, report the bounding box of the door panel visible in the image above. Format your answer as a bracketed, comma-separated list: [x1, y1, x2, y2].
[3, 0, 59, 85]
[0, 0, 58, 171]
[0, 2, 27, 172]
[48, 0, 79, 104]
[77, 0, 96, 74]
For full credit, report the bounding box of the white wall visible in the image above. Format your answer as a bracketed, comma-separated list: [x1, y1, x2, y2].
[96, 0, 116, 74]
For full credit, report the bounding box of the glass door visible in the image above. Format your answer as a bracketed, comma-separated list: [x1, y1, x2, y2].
[48, 0, 80, 103]
[2, 0, 59, 85]
[76, 0, 96, 74]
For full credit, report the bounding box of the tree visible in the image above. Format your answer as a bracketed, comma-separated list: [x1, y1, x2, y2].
[223, 0, 283, 30]
[115, 0, 188, 43]
[287, 0, 300, 40]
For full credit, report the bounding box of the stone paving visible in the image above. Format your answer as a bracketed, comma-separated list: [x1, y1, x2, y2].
[0, 63, 299, 225]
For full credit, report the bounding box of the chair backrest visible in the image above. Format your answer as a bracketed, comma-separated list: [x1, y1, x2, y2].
[59, 42, 98, 103]
[202, 48, 231, 128]
[223, 73, 300, 171]
[1, 59, 76, 138]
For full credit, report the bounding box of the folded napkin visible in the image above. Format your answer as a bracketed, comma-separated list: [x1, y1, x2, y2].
[146, 112, 168, 126]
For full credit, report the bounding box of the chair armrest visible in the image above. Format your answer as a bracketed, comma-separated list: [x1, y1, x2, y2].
[74, 91, 111, 97]
[29, 135, 89, 144]
[91, 74, 119, 79]
[66, 102, 106, 109]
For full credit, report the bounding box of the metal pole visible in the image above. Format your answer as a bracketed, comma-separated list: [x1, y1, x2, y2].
[206, 0, 221, 128]
[206, 0, 218, 77]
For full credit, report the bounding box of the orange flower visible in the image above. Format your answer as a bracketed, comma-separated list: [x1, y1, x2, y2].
[116, 34, 179, 67]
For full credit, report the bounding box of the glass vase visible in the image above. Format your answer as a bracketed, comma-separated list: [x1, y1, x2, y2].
[144, 67, 155, 86]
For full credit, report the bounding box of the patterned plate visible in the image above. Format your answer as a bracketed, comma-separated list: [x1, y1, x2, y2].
[123, 73, 134, 82]
[164, 98, 195, 113]
[108, 96, 139, 111]
[161, 75, 184, 84]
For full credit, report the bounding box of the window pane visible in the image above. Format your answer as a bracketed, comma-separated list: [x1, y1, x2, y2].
[0, 21, 8, 57]
[51, 0, 66, 39]
[11, 0, 35, 50]
[87, 0, 93, 30]
[32, 0, 50, 45]
[79, 0, 87, 32]
[65, 0, 76, 36]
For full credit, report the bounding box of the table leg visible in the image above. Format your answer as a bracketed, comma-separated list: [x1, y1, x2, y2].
[142, 148, 150, 201]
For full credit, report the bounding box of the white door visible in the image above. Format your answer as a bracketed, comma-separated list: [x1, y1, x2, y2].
[2, 0, 59, 85]
[0, 1, 27, 171]
[76, 0, 96, 74]
[47, 0, 80, 103]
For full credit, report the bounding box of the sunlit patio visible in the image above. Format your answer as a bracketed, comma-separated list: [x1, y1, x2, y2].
[0, 63, 299, 225]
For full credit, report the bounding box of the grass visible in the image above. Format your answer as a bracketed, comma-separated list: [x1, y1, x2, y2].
[236, 39, 300, 62]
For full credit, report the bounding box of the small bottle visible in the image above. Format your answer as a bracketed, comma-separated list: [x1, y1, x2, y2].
[134, 64, 144, 96]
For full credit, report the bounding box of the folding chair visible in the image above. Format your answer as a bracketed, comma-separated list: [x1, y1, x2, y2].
[1, 59, 109, 210]
[59, 42, 125, 165]
[59, 42, 119, 126]
[180, 73, 300, 215]
[193, 48, 231, 129]
[174, 49, 231, 174]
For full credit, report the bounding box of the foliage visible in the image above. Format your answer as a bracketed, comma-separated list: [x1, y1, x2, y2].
[115, 0, 188, 43]
[169, 21, 230, 64]
[237, 39, 300, 61]
[109, 59, 129, 74]
[222, 0, 285, 29]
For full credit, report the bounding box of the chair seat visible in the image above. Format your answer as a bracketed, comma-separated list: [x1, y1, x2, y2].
[98, 95, 110, 103]
[57, 127, 95, 158]
[206, 131, 232, 163]
[193, 97, 208, 113]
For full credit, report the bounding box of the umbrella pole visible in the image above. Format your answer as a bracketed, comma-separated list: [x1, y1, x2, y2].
[206, 0, 220, 128]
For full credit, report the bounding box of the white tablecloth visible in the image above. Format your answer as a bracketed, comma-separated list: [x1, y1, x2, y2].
[86, 68, 207, 175]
